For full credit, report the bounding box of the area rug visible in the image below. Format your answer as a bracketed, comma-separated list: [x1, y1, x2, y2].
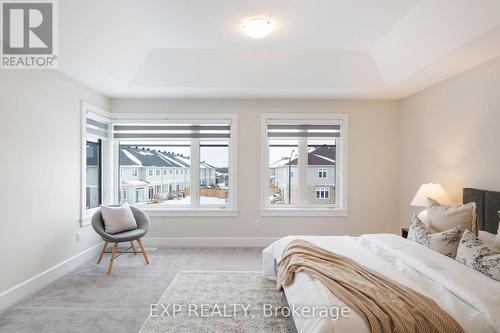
[139, 271, 296, 333]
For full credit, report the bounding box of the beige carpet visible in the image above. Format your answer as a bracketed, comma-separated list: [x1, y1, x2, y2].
[140, 271, 296, 333]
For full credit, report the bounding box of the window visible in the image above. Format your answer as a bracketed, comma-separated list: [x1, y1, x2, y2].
[200, 140, 229, 205]
[120, 141, 192, 206]
[81, 103, 111, 226]
[318, 168, 327, 179]
[114, 118, 236, 212]
[132, 169, 138, 177]
[316, 187, 329, 199]
[262, 114, 347, 215]
[136, 188, 145, 202]
[86, 140, 102, 209]
[268, 139, 298, 207]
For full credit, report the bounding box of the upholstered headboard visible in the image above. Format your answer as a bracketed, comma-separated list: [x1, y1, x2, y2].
[463, 188, 500, 234]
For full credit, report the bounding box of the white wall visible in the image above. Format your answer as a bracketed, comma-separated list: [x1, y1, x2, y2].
[3, 53, 499, 305]
[112, 99, 401, 239]
[0, 70, 109, 294]
[400, 56, 500, 226]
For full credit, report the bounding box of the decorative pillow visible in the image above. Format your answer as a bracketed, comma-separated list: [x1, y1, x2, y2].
[478, 231, 499, 250]
[407, 215, 463, 257]
[417, 209, 429, 225]
[456, 229, 500, 281]
[427, 198, 478, 236]
[100, 203, 137, 234]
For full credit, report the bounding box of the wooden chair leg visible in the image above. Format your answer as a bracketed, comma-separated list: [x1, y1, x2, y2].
[107, 243, 118, 274]
[137, 238, 150, 265]
[97, 241, 109, 264]
[130, 241, 137, 255]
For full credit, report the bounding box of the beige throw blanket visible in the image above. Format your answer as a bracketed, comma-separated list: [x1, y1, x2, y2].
[277, 240, 464, 333]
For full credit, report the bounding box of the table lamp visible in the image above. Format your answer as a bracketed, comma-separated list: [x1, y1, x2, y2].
[411, 183, 451, 207]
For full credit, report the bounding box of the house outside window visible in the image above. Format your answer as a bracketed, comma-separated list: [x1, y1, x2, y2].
[262, 113, 348, 216]
[114, 116, 236, 214]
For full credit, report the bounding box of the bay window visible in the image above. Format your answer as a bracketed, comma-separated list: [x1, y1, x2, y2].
[262, 113, 348, 216]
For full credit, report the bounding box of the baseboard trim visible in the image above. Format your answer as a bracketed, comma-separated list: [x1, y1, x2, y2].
[0, 243, 101, 312]
[142, 237, 278, 248]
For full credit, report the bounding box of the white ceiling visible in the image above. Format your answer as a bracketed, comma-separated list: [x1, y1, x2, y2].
[58, 0, 500, 99]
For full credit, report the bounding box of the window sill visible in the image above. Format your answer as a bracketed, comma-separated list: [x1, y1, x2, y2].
[143, 208, 238, 218]
[260, 208, 348, 217]
[79, 208, 99, 227]
[79, 215, 93, 227]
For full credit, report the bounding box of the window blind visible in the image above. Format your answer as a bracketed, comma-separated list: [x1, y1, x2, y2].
[267, 124, 340, 138]
[113, 124, 231, 139]
[86, 117, 108, 139]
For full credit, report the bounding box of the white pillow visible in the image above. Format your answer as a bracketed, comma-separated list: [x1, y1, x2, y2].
[407, 215, 463, 257]
[417, 209, 429, 225]
[479, 231, 499, 250]
[100, 203, 137, 234]
[426, 198, 478, 235]
[456, 229, 500, 281]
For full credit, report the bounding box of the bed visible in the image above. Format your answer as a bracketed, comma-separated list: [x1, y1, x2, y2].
[262, 188, 500, 333]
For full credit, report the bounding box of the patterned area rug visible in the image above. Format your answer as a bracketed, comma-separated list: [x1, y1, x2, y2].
[140, 271, 296, 333]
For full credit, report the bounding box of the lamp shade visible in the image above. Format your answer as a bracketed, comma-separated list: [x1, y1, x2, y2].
[410, 183, 451, 207]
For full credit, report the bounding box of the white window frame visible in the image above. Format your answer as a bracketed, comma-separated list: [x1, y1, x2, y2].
[318, 168, 327, 179]
[111, 113, 238, 217]
[316, 187, 329, 199]
[260, 113, 348, 217]
[80, 102, 113, 226]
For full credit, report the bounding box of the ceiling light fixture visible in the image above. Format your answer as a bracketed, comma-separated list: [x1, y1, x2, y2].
[241, 17, 275, 39]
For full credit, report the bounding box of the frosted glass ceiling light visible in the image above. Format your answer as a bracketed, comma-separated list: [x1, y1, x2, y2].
[241, 17, 275, 39]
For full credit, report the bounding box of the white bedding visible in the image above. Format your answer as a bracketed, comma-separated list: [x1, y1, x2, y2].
[262, 234, 500, 333]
